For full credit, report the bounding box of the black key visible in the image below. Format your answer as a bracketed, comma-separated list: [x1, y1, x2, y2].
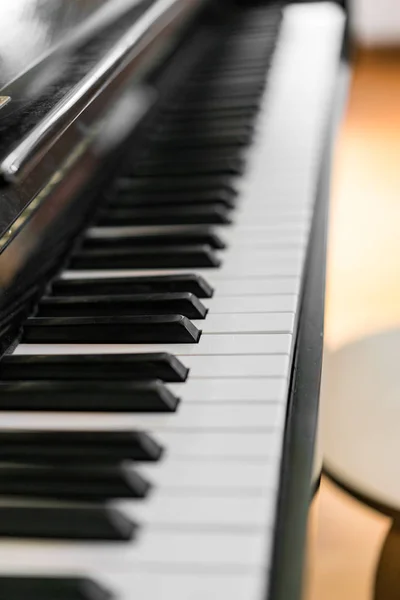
[108, 187, 235, 209]
[148, 129, 254, 148]
[38, 293, 207, 319]
[83, 228, 226, 249]
[23, 315, 201, 344]
[152, 130, 252, 149]
[52, 274, 214, 298]
[0, 429, 163, 463]
[114, 175, 236, 194]
[0, 576, 112, 600]
[1, 353, 188, 383]
[141, 146, 242, 163]
[157, 117, 254, 137]
[167, 96, 261, 112]
[0, 380, 179, 412]
[155, 130, 253, 151]
[182, 85, 264, 102]
[0, 505, 135, 540]
[131, 156, 244, 177]
[97, 206, 232, 226]
[159, 106, 257, 124]
[107, 195, 235, 211]
[69, 245, 221, 270]
[0, 465, 150, 500]
[188, 74, 265, 88]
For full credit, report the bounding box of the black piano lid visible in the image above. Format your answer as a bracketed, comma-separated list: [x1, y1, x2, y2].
[0, 0, 154, 166]
[0, 0, 148, 91]
[0, 0, 209, 319]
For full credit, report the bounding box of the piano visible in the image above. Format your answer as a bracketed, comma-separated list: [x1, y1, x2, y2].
[0, 0, 346, 598]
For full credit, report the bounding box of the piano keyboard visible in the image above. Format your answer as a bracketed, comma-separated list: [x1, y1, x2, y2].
[0, 2, 344, 599]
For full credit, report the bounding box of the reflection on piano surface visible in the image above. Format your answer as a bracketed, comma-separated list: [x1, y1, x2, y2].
[0, 0, 345, 598]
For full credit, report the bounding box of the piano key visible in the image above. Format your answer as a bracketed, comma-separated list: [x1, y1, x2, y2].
[114, 175, 236, 194]
[182, 85, 264, 101]
[193, 313, 294, 333]
[63, 260, 303, 279]
[168, 377, 288, 402]
[0, 572, 263, 600]
[131, 155, 245, 177]
[37, 293, 208, 320]
[70, 245, 221, 269]
[0, 418, 281, 458]
[167, 96, 261, 112]
[0, 529, 267, 569]
[151, 131, 252, 150]
[214, 278, 300, 295]
[218, 250, 306, 271]
[107, 194, 235, 211]
[52, 274, 214, 298]
[160, 105, 258, 124]
[121, 493, 273, 529]
[0, 403, 285, 433]
[22, 315, 201, 344]
[83, 228, 227, 249]
[0, 505, 136, 541]
[156, 431, 282, 459]
[88, 224, 309, 246]
[157, 115, 253, 136]
[175, 354, 289, 378]
[0, 429, 163, 463]
[0, 381, 179, 412]
[96, 205, 232, 226]
[96, 402, 285, 431]
[157, 427, 282, 462]
[1, 374, 286, 407]
[0, 353, 188, 382]
[0, 465, 150, 500]
[14, 332, 292, 357]
[187, 74, 265, 89]
[64, 245, 305, 278]
[0, 576, 113, 600]
[140, 145, 243, 162]
[203, 294, 297, 313]
[57, 272, 299, 297]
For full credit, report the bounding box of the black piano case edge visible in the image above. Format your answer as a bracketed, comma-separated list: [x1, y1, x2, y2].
[267, 55, 351, 600]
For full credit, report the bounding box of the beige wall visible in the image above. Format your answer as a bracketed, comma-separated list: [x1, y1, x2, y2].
[352, 0, 400, 45]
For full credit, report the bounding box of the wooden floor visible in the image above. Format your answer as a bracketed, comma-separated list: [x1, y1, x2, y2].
[306, 49, 400, 600]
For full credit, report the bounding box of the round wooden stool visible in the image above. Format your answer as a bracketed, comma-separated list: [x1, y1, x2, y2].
[321, 329, 400, 599]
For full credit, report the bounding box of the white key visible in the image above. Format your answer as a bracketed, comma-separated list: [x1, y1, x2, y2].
[62, 260, 303, 279]
[181, 355, 289, 378]
[98, 572, 265, 600]
[0, 403, 286, 432]
[204, 295, 298, 313]
[138, 459, 280, 490]
[15, 333, 293, 357]
[0, 568, 265, 600]
[130, 402, 285, 430]
[156, 431, 284, 459]
[0, 530, 269, 570]
[232, 210, 311, 226]
[148, 402, 283, 431]
[118, 493, 275, 528]
[193, 313, 294, 334]
[214, 278, 300, 296]
[170, 377, 289, 402]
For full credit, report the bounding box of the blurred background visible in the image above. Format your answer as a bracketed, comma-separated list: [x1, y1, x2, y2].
[307, 1, 400, 599]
